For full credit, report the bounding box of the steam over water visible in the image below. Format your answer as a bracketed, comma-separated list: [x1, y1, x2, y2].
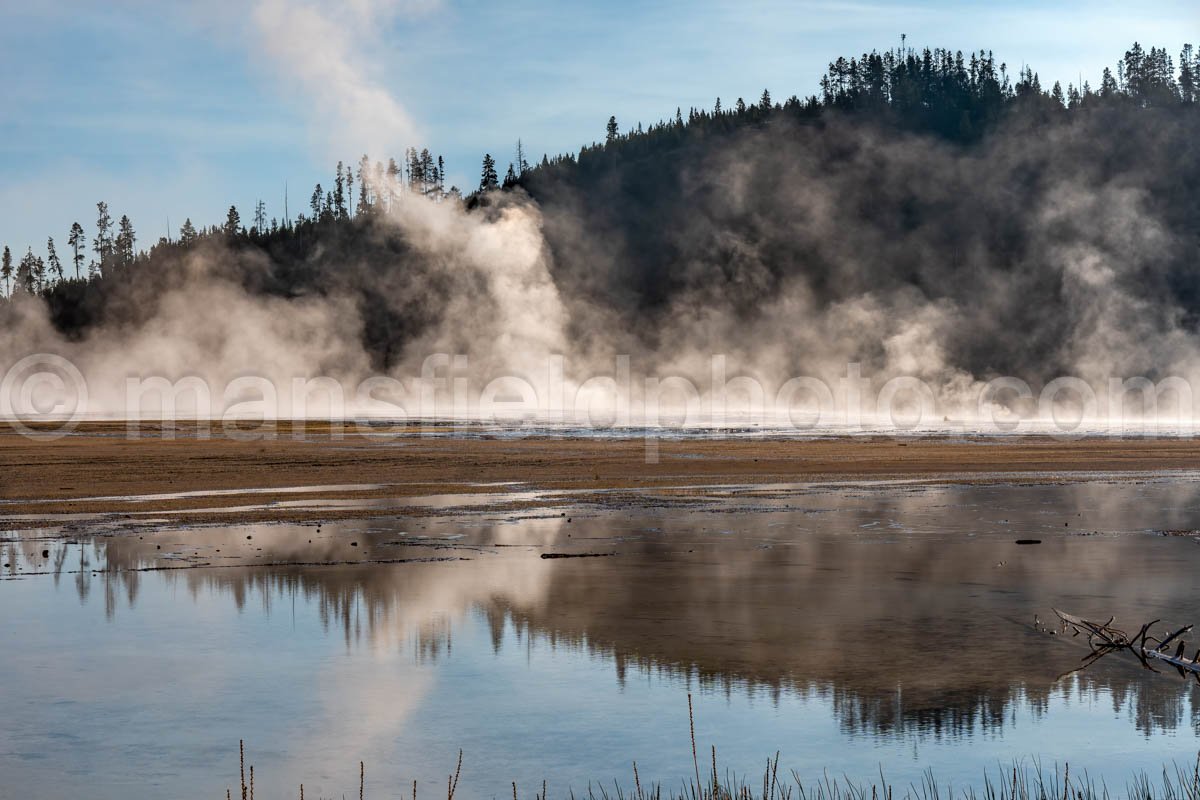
[3, 92, 1199, 430]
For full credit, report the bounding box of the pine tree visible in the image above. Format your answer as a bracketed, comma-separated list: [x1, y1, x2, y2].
[334, 161, 347, 217]
[93, 201, 114, 277]
[358, 154, 371, 213]
[760, 88, 772, 110]
[17, 247, 37, 293]
[503, 163, 518, 189]
[419, 149, 434, 196]
[1, 245, 11, 295]
[92, 201, 113, 276]
[224, 206, 241, 237]
[31, 249, 46, 291]
[406, 147, 418, 191]
[606, 116, 619, 143]
[386, 158, 400, 209]
[1100, 67, 1119, 97]
[180, 218, 197, 246]
[310, 184, 323, 219]
[1180, 44, 1196, 103]
[115, 215, 136, 268]
[68, 222, 85, 279]
[480, 154, 498, 191]
[47, 237, 63, 283]
[1194, 44, 1200, 101]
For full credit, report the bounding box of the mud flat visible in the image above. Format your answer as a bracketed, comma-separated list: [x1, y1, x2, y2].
[4, 420, 1200, 525]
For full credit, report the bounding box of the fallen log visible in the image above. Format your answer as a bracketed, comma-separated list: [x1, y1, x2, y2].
[1051, 608, 1200, 681]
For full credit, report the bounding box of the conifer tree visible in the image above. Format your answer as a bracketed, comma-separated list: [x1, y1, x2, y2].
[480, 154, 498, 190]
[31, 248, 46, 290]
[606, 116, 619, 143]
[68, 222, 85, 279]
[115, 215, 136, 268]
[17, 247, 38, 293]
[358, 154, 371, 213]
[334, 161, 347, 217]
[1179, 44, 1195, 102]
[92, 201, 113, 275]
[1100, 67, 1119, 96]
[1, 245, 11, 295]
[310, 184, 323, 219]
[386, 158, 401, 209]
[419, 149, 434, 195]
[47, 237, 63, 283]
[180, 218, 197, 247]
[224, 206, 241, 237]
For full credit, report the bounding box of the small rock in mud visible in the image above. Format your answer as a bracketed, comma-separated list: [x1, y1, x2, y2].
[1015, 539, 1042, 545]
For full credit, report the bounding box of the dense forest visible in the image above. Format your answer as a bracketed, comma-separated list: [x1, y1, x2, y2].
[3, 41, 1199, 389]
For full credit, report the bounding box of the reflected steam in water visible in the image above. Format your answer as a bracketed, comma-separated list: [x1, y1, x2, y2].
[4, 478, 1200, 798]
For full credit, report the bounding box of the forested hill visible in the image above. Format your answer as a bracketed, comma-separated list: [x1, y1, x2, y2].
[4, 42, 1200, 382]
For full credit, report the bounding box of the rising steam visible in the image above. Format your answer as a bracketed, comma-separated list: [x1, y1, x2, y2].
[2, 17, 1198, 430]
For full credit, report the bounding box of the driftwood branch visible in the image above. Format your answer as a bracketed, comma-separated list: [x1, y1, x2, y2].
[1050, 609, 1200, 682]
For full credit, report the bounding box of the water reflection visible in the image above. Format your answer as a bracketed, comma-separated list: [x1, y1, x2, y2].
[4, 479, 1200, 797]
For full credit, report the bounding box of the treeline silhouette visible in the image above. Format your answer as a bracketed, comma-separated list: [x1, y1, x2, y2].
[3, 41, 1199, 375]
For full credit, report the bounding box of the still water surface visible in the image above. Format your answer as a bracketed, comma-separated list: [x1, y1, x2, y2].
[3, 478, 1200, 798]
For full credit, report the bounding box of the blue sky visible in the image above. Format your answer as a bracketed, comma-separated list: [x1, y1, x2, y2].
[1, 0, 1196, 261]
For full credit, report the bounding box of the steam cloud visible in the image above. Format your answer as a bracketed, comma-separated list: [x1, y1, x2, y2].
[2, 12, 1199, 430]
[250, 0, 433, 157]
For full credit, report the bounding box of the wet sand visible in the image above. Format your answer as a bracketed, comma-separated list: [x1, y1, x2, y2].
[3, 420, 1200, 526]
